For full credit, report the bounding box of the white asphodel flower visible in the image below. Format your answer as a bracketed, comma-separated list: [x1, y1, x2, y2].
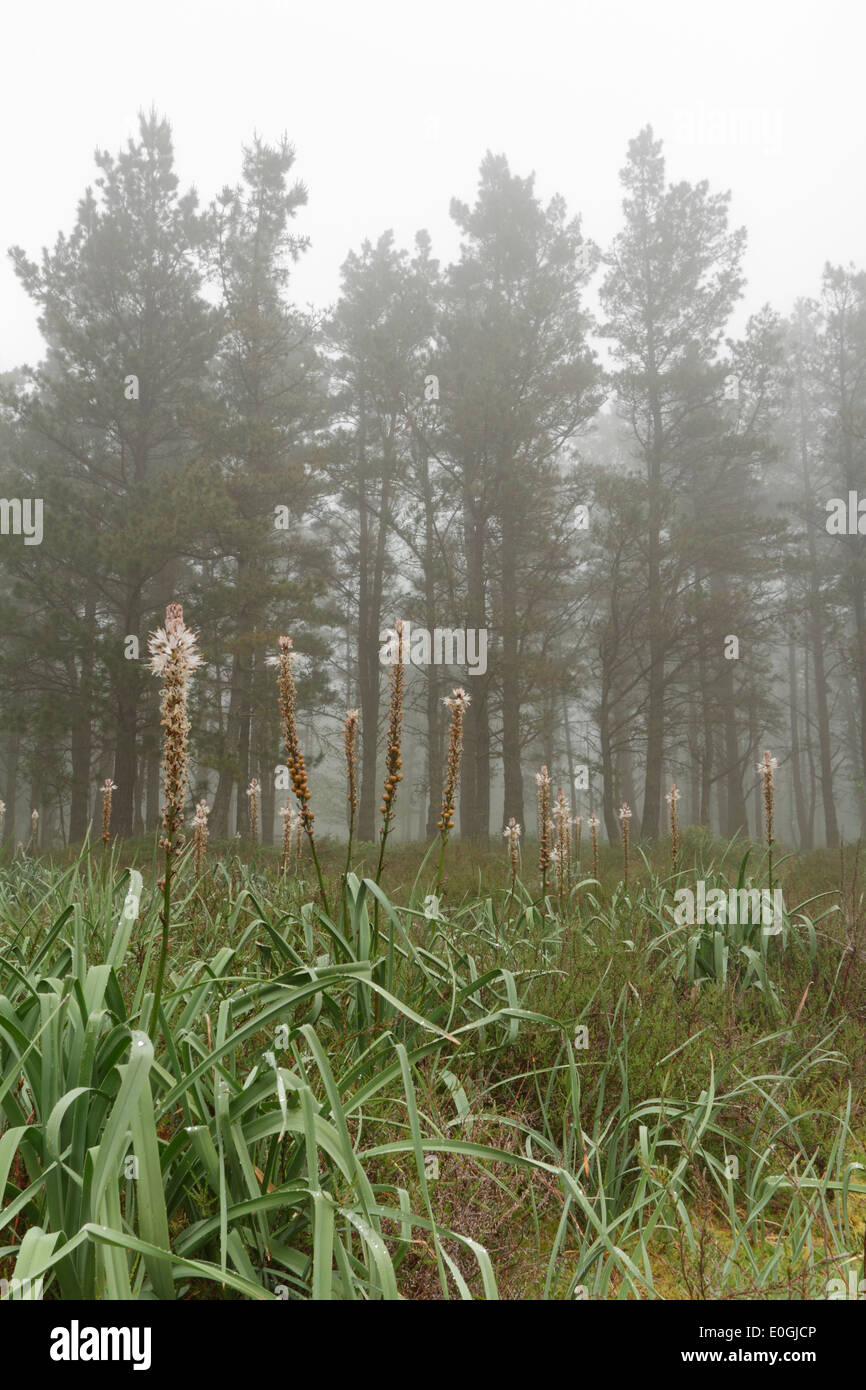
[266, 647, 296, 669]
[757, 751, 778, 778]
[618, 803, 632, 820]
[443, 686, 471, 711]
[148, 623, 202, 676]
[665, 785, 681, 804]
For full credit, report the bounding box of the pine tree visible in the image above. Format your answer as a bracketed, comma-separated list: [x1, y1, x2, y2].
[600, 127, 746, 839]
[5, 111, 218, 835]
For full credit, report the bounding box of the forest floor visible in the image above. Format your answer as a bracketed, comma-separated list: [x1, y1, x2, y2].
[1, 828, 865, 1300]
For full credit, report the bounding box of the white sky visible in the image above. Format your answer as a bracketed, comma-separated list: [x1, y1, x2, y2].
[1, 0, 863, 369]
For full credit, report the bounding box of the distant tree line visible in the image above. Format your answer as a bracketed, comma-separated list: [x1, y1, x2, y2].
[1, 113, 864, 849]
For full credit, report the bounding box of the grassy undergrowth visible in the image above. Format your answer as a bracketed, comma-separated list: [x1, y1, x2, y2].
[1, 830, 865, 1300]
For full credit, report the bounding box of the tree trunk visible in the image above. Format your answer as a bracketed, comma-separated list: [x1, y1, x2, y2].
[357, 471, 381, 841]
[562, 696, 576, 818]
[69, 699, 92, 843]
[4, 732, 19, 843]
[258, 672, 276, 847]
[599, 691, 617, 843]
[501, 508, 524, 831]
[421, 452, 443, 838]
[113, 588, 143, 836]
[68, 586, 96, 843]
[234, 642, 253, 838]
[687, 678, 701, 830]
[460, 488, 489, 841]
[715, 577, 749, 839]
[700, 685, 714, 830]
[788, 634, 811, 850]
[642, 402, 665, 840]
[145, 746, 161, 833]
[357, 411, 395, 844]
[211, 559, 255, 838]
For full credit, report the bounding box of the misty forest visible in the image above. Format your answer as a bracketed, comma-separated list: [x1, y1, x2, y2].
[2, 115, 866, 853]
[1, 107, 865, 1305]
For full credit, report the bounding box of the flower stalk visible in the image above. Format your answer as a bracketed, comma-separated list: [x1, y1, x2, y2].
[503, 817, 521, 893]
[553, 788, 570, 900]
[536, 766, 552, 897]
[273, 634, 330, 915]
[101, 779, 117, 846]
[572, 813, 583, 876]
[435, 686, 470, 894]
[588, 814, 600, 884]
[618, 802, 632, 890]
[757, 750, 777, 894]
[192, 798, 209, 879]
[666, 782, 681, 875]
[343, 708, 359, 879]
[376, 620, 405, 888]
[280, 800, 299, 876]
[148, 602, 202, 1039]
[246, 777, 260, 842]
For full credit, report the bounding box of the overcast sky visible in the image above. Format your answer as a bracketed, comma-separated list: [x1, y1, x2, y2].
[1, 0, 863, 370]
